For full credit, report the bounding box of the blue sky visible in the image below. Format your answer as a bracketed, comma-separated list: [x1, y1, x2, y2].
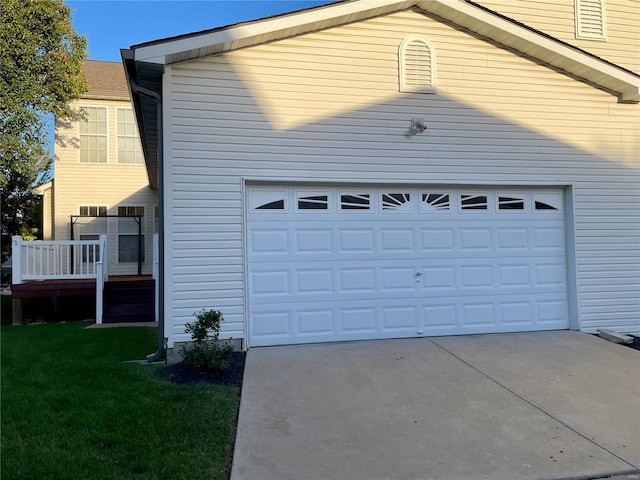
[68, 0, 337, 62]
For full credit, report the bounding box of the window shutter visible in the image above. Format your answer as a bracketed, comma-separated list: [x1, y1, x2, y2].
[399, 36, 436, 93]
[576, 0, 607, 40]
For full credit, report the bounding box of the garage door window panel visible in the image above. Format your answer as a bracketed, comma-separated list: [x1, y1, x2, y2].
[461, 193, 489, 211]
[296, 192, 329, 211]
[498, 193, 526, 211]
[381, 193, 412, 212]
[251, 190, 287, 211]
[340, 193, 371, 211]
[534, 192, 562, 212]
[421, 192, 451, 212]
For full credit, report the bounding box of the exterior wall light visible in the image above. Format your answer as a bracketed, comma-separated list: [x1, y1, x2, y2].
[410, 118, 427, 134]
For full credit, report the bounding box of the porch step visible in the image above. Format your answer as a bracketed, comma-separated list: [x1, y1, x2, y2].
[103, 279, 154, 324]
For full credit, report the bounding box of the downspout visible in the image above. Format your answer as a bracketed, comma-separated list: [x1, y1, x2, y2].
[127, 77, 165, 363]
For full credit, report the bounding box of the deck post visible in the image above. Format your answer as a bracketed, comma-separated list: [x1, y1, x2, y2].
[11, 236, 22, 285]
[95, 235, 107, 325]
[102, 235, 109, 279]
[12, 298, 22, 326]
[96, 267, 104, 324]
[153, 233, 158, 322]
[12, 236, 25, 325]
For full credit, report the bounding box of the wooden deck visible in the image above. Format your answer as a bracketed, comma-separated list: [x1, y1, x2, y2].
[11, 278, 96, 298]
[10, 275, 154, 326]
[10, 275, 152, 298]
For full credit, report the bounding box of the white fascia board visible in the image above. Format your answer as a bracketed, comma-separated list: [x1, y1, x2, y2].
[133, 0, 411, 63]
[620, 86, 640, 103]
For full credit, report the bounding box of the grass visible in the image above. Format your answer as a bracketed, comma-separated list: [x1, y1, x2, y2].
[1, 322, 240, 480]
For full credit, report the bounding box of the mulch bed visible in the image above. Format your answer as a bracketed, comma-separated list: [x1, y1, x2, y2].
[156, 334, 639, 386]
[626, 336, 640, 351]
[157, 351, 246, 387]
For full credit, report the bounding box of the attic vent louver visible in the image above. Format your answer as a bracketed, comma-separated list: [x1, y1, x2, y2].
[575, 0, 607, 40]
[399, 35, 436, 93]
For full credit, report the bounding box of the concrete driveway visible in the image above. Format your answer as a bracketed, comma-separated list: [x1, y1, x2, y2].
[231, 331, 640, 480]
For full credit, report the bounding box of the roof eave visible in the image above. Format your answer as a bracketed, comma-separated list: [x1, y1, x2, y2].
[130, 0, 639, 103]
[81, 93, 132, 102]
[132, 0, 414, 64]
[620, 86, 640, 103]
[121, 49, 162, 189]
[421, 0, 640, 103]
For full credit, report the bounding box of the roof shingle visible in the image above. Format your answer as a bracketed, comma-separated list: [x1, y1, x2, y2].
[82, 60, 129, 100]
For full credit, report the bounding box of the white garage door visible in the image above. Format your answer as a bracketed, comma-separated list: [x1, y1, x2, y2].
[247, 186, 569, 347]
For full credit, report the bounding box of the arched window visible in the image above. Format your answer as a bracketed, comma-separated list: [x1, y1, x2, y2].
[399, 35, 436, 93]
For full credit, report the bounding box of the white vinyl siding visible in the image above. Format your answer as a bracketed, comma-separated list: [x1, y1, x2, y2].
[575, 0, 607, 40]
[478, 0, 637, 72]
[117, 108, 144, 165]
[79, 106, 107, 163]
[163, 10, 639, 346]
[53, 97, 157, 275]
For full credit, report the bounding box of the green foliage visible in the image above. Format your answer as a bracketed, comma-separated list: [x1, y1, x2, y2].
[0, 0, 88, 260]
[1, 323, 239, 480]
[181, 309, 234, 372]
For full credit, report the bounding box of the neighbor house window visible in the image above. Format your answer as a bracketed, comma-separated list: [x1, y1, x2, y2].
[79, 205, 107, 217]
[78, 205, 107, 261]
[118, 206, 145, 262]
[575, 0, 607, 40]
[117, 108, 144, 165]
[399, 35, 436, 93]
[79, 106, 107, 163]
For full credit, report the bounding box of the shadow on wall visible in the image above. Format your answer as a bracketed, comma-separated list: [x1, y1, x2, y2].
[162, 30, 639, 339]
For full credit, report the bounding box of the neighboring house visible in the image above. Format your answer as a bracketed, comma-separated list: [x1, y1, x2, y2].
[121, 0, 639, 352]
[51, 60, 157, 275]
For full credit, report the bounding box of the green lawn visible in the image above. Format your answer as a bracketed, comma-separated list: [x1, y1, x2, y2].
[1, 322, 240, 480]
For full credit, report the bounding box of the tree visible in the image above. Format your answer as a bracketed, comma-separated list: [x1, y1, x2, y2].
[0, 0, 87, 260]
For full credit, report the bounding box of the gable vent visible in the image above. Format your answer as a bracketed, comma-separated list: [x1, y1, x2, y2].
[399, 35, 436, 93]
[575, 0, 607, 40]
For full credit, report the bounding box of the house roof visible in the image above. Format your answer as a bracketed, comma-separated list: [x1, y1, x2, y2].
[82, 60, 130, 101]
[128, 0, 639, 102]
[122, 0, 640, 188]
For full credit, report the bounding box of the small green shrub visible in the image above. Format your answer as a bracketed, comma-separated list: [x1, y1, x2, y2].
[180, 308, 234, 372]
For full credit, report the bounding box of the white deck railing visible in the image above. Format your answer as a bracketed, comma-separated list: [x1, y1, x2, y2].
[11, 235, 109, 323]
[11, 235, 108, 282]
